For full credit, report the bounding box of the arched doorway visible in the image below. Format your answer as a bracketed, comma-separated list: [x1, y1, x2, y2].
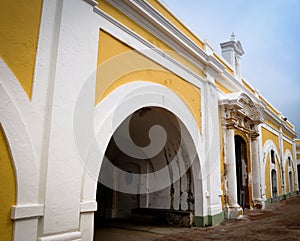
[234, 135, 249, 209]
[271, 169, 278, 201]
[289, 171, 294, 193]
[94, 107, 199, 237]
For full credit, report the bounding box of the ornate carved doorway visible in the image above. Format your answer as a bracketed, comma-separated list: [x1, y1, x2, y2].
[220, 92, 264, 218]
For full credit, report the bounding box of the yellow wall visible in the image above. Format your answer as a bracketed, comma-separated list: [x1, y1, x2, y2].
[96, 30, 201, 129]
[215, 80, 232, 94]
[283, 140, 293, 157]
[297, 154, 300, 160]
[261, 127, 279, 151]
[0, 126, 16, 241]
[97, 0, 204, 79]
[265, 119, 280, 131]
[283, 131, 295, 143]
[265, 153, 282, 199]
[0, 0, 43, 98]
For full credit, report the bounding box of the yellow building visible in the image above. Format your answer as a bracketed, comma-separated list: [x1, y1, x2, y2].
[0, 0, 298, 240]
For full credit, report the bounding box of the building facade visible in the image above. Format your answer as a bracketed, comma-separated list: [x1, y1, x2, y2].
[0, 0, 298, 240]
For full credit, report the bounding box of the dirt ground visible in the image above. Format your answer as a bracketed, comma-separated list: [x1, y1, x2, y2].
[95, 194, 300, 241]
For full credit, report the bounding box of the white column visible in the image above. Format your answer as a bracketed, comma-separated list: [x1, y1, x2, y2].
[224, 128, 242, 219]
[279, 126, 285, 195]
[226, 128, 238, 207]
[251, 137, 263, 208]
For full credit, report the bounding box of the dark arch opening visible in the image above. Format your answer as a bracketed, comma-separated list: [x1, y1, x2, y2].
[234, 135, 249, 209]
[271, 169, 278, 201]
[94, 107, 200, 239]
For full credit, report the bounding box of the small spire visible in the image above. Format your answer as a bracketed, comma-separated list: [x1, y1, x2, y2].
[230, 32, 236, 41]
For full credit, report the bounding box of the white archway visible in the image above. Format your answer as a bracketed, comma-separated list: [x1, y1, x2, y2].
[263, 140, 281, 200]
[78, 81, 205, 240]
[0, 59, 42, 241]
[284, 149, 295, 194]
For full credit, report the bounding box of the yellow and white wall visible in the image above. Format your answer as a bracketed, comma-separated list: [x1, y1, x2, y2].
[0, 0, 298, 240]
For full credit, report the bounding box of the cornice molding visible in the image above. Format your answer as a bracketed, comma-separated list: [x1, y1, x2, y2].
[83, 0, 98, 7]
[106, 0, 227, 79]
[263, 107, 297, 139]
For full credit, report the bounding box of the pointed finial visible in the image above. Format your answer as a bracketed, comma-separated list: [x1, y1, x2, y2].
[230, 32, 236, 41]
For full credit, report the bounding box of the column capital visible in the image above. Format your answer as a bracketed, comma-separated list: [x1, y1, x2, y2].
[250, 131, 260, 140]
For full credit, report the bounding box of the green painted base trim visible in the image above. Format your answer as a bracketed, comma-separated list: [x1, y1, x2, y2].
[266, 195, 285, 205]
[279, 194, 287, 201]
[265, 198, 272, 205]
[208, 211, 224, 226]
[286, 192, 297, 198]
[194, 212, 224, 227]
[194, 216, 208, 227]
[265, 193, 298, 206]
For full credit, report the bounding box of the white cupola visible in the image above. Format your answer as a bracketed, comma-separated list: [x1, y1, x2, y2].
[220, 33, 245, 80]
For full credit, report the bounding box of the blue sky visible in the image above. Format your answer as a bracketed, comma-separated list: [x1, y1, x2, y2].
[161, 0, 300, 137]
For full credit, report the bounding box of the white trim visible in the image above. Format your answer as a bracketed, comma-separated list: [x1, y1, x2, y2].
[284, 150, 294, 168]
[0, 58, 39, 205]
[261, 124, 280, 138]
[39, 232, 81, 241]
[109, 0, 208, 63]
[111, 0, 227, 76]
[263, 140, 280, 158]
[80, 201, 97, 213]
[11, 204, 44, 220]
[282, 135, 293, 145]
[83, 0, 97, 7]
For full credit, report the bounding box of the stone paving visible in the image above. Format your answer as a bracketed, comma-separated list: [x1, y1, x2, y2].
[95, 195, 300, 241]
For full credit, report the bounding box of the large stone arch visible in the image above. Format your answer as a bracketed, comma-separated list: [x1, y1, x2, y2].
[78, 81, 205, 240]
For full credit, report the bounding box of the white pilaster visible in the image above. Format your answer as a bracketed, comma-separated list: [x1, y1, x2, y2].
[202, 80, 223, 219]
[251, 137, 263, 207]
[39, 0, 99, 238]
[224, 128, 242, 219]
